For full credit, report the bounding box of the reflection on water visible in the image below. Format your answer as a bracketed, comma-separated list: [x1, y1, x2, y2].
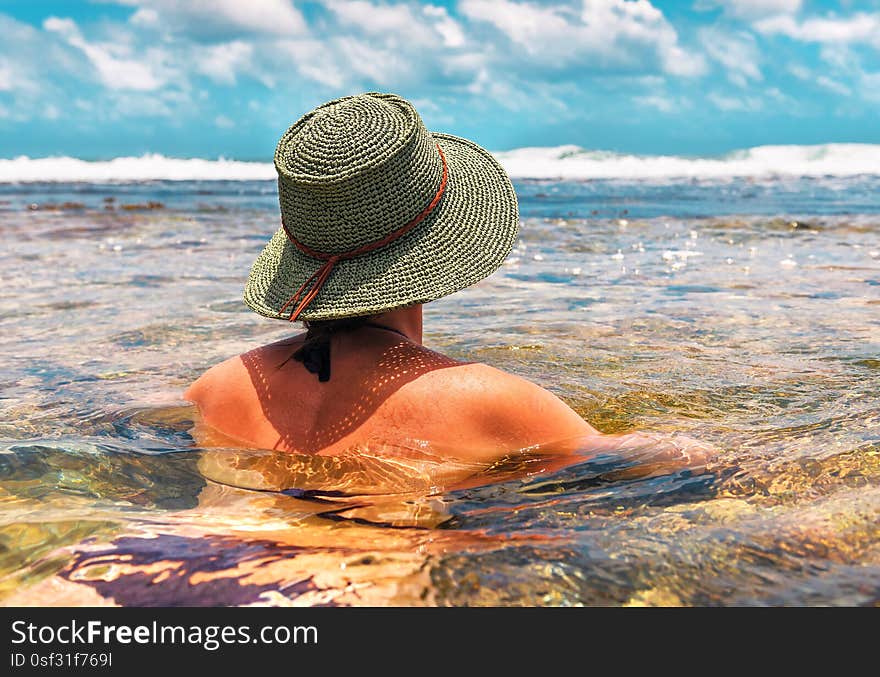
[0, 180, 878, 606]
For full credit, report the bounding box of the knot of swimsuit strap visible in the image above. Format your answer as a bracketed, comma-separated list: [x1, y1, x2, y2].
[292, 331, 333, 382]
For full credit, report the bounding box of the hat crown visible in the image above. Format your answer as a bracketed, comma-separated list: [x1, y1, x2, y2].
[274, 93, 444, 254]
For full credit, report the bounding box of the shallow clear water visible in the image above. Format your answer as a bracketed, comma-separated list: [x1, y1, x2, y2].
[1, 178, 878, 606]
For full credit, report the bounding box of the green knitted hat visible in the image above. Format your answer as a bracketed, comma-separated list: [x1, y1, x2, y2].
[243, 92, 519, 321]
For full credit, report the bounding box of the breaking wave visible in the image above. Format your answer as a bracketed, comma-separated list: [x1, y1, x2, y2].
[1, 143, 878, 182]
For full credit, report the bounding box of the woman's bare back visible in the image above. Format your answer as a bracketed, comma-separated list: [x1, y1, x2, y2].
[184, 324, 598, 463]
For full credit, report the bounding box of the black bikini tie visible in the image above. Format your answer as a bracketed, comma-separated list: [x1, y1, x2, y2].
[293, 332, 332, 382]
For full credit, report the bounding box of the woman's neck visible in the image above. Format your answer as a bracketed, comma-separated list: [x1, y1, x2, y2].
[370, 305, 423, 345]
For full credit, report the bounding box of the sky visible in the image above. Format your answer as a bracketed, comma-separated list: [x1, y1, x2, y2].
[0, 0, 879, 158]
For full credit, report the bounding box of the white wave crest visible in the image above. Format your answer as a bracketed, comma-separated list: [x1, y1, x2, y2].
[0, 143, 878, 182]
[494, 143, 880, 180]
[0, 154, 276, 182]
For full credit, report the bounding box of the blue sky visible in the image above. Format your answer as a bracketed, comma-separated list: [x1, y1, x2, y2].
[0, 0, 878, 158]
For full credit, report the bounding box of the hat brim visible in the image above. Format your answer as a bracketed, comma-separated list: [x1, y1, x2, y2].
[243, 133, 519, 321]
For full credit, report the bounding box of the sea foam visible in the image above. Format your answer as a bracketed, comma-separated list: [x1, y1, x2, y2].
[493, 143, 880, 180]
[0, 143, 878, 182]
[0, 154, 276, 182]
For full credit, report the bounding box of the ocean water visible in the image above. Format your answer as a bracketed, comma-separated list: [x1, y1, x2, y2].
[1, 149, 879, 606]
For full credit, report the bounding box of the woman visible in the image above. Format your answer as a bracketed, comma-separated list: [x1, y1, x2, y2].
[185, 93, 710, 474]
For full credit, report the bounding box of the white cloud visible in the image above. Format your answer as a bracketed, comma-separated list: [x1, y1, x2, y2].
[0, 14, 196, 125]
[104, 91, 174, 118]
[465, 66, 518, 105]
[861, 72, 880, 102]
[0, 15, 89, 121]
[111, 0, 306, 38]
[786, 63, 851, 96]
[662, 44, 706, 77]
[634, 93, 675, 112]
[41, 17, 77, 38]
[266, 2, 485, 92]
[0, 61, 14, 91]
[10, 0, 873, 141]
[818, 44, 857, 71]
[273, 39, 348, 88]
[700, 28, 762, 87]
[7, 0, 714, 125]
[44, 16, 167, 91]
[815, 75, 851, 96]
[322, 1, 467, 49]
[755, 12, 880, 47]
[788, 63, 810, 80]
[460, 0, 706, 77]
[423, 5, 466, 48]
[696, 0, 802, 19]
[410, 97, 439, 112]
[194, 41, 253, 84]
[129, 8, 159, 27]
[331, 36, 412, 86]
[708, 91, 763, 111]
[440, 52, 488, 79]
[460, 0, 572, 49]
[323, 0, 418, 36]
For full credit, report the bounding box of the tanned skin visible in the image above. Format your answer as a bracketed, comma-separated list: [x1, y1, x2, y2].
[185, 304, 712, 472]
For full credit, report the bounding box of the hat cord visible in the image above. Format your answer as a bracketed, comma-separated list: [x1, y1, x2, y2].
[279, 144, 448, 322]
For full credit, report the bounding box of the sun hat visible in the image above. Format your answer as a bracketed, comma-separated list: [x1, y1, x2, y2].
[243, 92, 519, 322]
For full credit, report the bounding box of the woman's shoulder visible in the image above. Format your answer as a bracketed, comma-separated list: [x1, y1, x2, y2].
[184, 335, 307, 400]
[417, 360, 568, 401]
[183, 347, 290, 448]
[404, 360, 599, 453]
[183, 353, 248, 403]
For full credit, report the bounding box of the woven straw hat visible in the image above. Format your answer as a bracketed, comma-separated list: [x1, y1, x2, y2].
[244, 92, 519, 321]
